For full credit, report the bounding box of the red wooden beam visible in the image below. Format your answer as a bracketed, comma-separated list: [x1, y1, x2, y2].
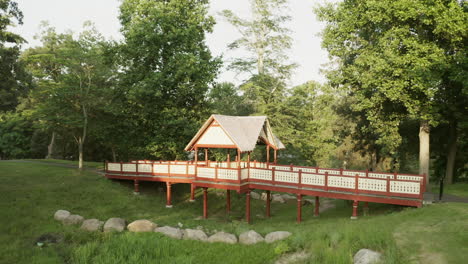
[166, 182, 172, 208]
[246, 190, 251, 224]
[203, 187, 208, 219]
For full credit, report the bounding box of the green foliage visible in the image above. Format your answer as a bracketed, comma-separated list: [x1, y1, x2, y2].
[117, 0, 221, 159]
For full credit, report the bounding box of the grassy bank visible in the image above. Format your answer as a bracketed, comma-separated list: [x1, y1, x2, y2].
[0, 160, 467, 263]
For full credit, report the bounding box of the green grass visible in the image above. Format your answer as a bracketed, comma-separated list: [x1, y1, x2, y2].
[24, 159, 104, 169]
[0, 160, 467, 264]
[431, 183, 468, 198]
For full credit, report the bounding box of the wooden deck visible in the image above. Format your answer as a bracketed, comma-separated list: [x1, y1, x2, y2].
[105, 160, 426, 222]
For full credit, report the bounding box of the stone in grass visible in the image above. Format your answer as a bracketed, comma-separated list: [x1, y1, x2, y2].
[183, 228, 208, 241]
[261, 192, 268, 201]
[281, 194, 296, 200]
[127, 220, 157, 232]
[80, 219, 104, 232]
[207, 232, 237, 244]
[272, 194, 286, 203]
[353, 249, 382, 264]
[155, 226, 183, 239]
[275, 251, 310, 264]
[103, 218, 126, 232]
[63, 214, 84, 225]
[265, 231, 292, 243]
[250, 192, 261, 200]
[54, 210, 71, 221]
[239, 230, 264, 245]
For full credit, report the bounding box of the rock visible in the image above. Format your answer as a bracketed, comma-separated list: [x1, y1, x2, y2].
[275, 251, 310, 264]
[250, 192, 261, 200]
[155, 226, 183, 239]
[127, 219, 157, 232]
[353, 249, 382, 264]
[103, 218, 126, 232]
[54, 210, 71, 221]
[265, 231, 292, 243]
[177, 222, 183, 228]
[35, 233, 63, 247]
[261, 192, 268, 201]
[272, 194, 286, 203]
[183, 228, 208, 241]
[207, 232, 237, 244]
[80, 219, 104, 232]
[303, 199, 314, 205]
[239, 230, 264, 245]
[63, 214, 84, 225]
[281, 194, 296, 200]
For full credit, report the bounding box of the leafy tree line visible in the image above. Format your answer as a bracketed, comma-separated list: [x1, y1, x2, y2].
[0, 0, 466, 184]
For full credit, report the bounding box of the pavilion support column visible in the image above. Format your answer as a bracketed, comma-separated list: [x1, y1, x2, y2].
[166, 182, 173, 208]
[363, 202, 369, 216]
[297, 194, 302, 223]
[226, 190, 231, 213]
[205, 149, 208, 165]
[133, 179, 140, 195]
[246, 190, 251, 224]
[266, 145, 270, 166]
[266, 190, 271, 217]
[189, 183, 195, 202]
[274, 149, 277, 164]
[314, 196, 320, 217]
[351, 200, 359, 220]
[203, 187, 208, 219]
[237, 149, 241, 168]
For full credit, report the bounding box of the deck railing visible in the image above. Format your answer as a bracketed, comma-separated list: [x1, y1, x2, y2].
[106, 160, 425, 200]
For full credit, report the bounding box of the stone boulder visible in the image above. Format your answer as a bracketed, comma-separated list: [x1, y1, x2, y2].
[155, 226, 183, 239]
[272, 194, 285, 203]
[80, 219, 104, 232]
[261, 192, 268, 201]
[281, 194, 296, 200]
[127, 220, 157, 232]
[265, 231, 292, 243]
[183, 228, 208, 241]
[54, 210, 70, 221]
[103, 218, 126, 232]
[239, 230, 264, 245]
[250, 192, 261, 200]
[275, 251, 310, 264]
[207, 232, 237, 244]
[63, 214, 84, 225]
[353, 249, 382, 264]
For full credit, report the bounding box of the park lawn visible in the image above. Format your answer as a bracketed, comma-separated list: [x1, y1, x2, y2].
[0, 160, 467, 264]
[431, 183, 468, 198]
[24, 159, 104, 169]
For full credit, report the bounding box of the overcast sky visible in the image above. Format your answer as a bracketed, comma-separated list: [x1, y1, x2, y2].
[13, 0, 331, 86]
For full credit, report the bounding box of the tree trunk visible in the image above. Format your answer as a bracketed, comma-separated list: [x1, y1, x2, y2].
[78, 138, 84, 169]
[419, 120, 430, 184]
[370, 148, 377, 171]
[445, 121, 457, 184]
[46, 131, 56, 159]
[111, 146, 117, 163]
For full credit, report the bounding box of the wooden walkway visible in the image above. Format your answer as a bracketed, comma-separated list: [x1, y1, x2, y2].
[105, 160, 426, 222]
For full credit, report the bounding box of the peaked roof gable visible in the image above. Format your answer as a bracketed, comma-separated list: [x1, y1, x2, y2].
[185, 114, 285, 152]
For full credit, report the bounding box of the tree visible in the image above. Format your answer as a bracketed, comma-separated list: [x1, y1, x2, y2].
[316, 0, 467, 183]
[207, 82, 253, 116]
[221, 0, 296, 79]
[0, 0, 31, 112]
[24, 23, 115, 168]
[117, 0, 220, 159]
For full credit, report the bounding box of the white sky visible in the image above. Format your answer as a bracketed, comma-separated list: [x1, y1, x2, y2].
[13, 0, 332, 86]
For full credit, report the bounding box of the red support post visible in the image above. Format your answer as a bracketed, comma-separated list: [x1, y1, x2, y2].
[205, 149, 208, 164]
[166, 182, 173, 208]
[351, 200, 358, 220]
[203, 187, 208, 219]
[134, 179, 140, 195]
[266, 190, 271, 218]
[386, 176, 391, 197]
[246, 190, 251, 224]
[266, 145, 270, 166]
[355, 173, 359, 194]
[272, 167, 276, 184]
[227, 153, 230, 168]
[226, 190, 231, 213]
[215, 165, 218, 181]
[274, 149, 277, 164]
[189, 184, 195, 202]
[298, 169, 302, 188]
[314, 196, 320, 217]
[297, 194, 302, 223]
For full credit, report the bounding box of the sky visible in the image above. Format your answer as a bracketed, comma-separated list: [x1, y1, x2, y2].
[13, 0, 332, 86]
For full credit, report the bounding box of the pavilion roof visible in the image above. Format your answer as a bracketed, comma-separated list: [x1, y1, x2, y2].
[184, 114, 285, 152]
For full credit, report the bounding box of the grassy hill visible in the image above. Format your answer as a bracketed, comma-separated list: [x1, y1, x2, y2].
[0, 160, 467, 264]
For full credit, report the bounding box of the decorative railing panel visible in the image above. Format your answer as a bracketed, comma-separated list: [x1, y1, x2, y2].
[197, 167, 215, 179]
[171, 165, 187, 174]
[249, 168, 272, 181]
[122, 164, 136, 172]
[153, 164, 168, 174]
[301, 173, 325, 186]
[138, 164, 152, 173]
[327, 175, 355, 189]
[218, 169, 238, 180]
[358, 178, 387, 192]
[107, 163, 121, 171]
[275, 171, 299, 184]
[390, 181, 420, 194]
